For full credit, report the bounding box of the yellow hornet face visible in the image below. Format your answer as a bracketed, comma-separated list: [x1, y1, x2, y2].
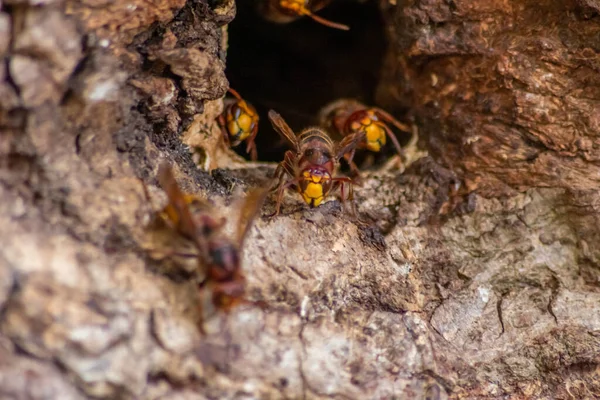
[350, 111, 386, 152]
[299, 170, 331, 207]
[226, 101, 258, 144]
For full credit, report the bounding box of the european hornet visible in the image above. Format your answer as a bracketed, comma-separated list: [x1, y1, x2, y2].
[218, 88, 259, 161]
[146, 163, 268, 326]
[258, 0, 350, 31]
[267, 110, 362, 217]
[319, 99, 413, 175]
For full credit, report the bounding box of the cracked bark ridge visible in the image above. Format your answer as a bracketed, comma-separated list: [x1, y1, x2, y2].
[1, 0, 600, 399]
[379, 0, 600, 198]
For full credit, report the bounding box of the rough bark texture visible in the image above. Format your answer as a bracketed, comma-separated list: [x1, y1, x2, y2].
[1, 1, 600, 400]
[378, 0, 600, 198]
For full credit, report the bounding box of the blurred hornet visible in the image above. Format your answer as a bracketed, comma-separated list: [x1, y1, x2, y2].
[319, 99, 412, 174]
[147, 163, 268, 326]
[258, 0, 350, 31]
[218, 88, 259, 161]
[267, 110, 362, 217]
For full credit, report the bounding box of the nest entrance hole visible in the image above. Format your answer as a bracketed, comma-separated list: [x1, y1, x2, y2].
[226, 0, 390, 164]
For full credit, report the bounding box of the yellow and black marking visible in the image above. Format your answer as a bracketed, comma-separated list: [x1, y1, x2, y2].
[351, 112, 386, 152]
[226, 102, 257, 143]
[299, 170, 329, 207]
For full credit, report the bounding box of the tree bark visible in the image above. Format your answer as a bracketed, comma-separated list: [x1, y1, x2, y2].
[1, 0, 599, 399]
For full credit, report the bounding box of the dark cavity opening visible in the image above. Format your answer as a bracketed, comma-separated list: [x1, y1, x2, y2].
[225, 0, 389, 164]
